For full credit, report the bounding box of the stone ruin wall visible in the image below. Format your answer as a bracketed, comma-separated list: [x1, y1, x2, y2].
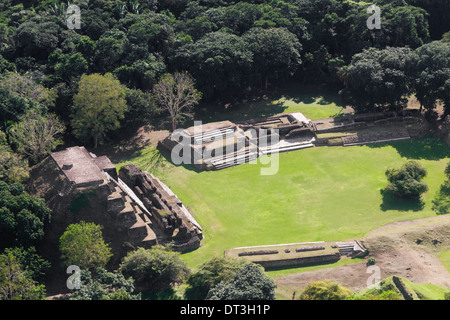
[118, 164, 203, 252]
[252, 252, 341, 269]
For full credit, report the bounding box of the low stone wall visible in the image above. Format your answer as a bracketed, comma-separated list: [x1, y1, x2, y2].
[393, 276, 414, 300]
[254, 252, 341, 269]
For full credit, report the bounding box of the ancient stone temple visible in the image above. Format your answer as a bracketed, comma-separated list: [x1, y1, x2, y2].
[43, 147, 202, 252]
[158, 110, 428, 171]
[117, 164, 203, 252]
[158, 112, 316, 171]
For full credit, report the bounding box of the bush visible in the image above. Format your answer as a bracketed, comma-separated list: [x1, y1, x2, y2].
[367, 257, 376, 266]
[432, 162, 450, 215]
[119, 245, 190, 289]
[206, 263, 276, 300]
[299, 280, 352, 300]
[184, 257, 249, 300]
[384, 161, 428, 199]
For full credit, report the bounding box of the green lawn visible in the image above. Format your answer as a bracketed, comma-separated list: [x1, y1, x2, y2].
[116, 136, 450, 270]
[438, 250, 450, 274]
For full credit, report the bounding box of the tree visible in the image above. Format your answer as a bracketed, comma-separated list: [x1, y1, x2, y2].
[13, 17, 63, 60]
[206, 263, 276, 300]
[299, 280, 351, 300]
[341, 47, 412, 113]
[172, 31, 253, 100]
[184, 257, 249, 300]
[406, 41, 450, 114]
[0, 181, 51, 251]
[0, 250, 46, 300]
[59, 221, 112, 271]
[0, 130, 29, 183]
[119, 246, 190, 288]
[9, 109, 65, 163]
[153, 72, 201, 131]
[71, 73, 128, 148]
[384, 161, 428, 200]
[70, 269, 140, 300]
[121, 88, 159, 133]
[432, 161, 450, 215]
[243, 27, 302, 90]
[0, 73, 55, 125]
[3, 247, 50, 283]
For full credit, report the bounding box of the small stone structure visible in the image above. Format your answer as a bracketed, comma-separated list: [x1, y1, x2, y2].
[50, 146, 117, 188]
[225, 241, 367, 269]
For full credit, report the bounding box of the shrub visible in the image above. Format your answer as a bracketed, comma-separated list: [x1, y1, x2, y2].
[384, 161, 428, 199]
[206, 263, 276, 300]
[119, 245, 190, 289]
[299, 280, 352, 300]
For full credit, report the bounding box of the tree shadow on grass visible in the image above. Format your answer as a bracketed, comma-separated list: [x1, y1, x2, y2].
[379, 189, 425, 212]
[368, 135, 450, 161]
[194, 100, 288, 124]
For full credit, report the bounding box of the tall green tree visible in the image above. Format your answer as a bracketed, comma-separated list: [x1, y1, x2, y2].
[172, 31, 253, 100]
[59, 221, 112, 271]
[0, 181, 51, 251]
[70, 269, 140, 300]
[341, 47, 412, 113]
[0, 250, 46, 300]
[0, 130, 29, 184]
[119, 246, 190, 289]
[71, 73, 128, 148]
[384, 161, 429, 200]
[0, 73, 55, 125]
[406, 41, 450, 114]
[243, 27, 302, 90]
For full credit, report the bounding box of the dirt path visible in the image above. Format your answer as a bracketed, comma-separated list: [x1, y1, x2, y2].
[274, 215, 450, 298]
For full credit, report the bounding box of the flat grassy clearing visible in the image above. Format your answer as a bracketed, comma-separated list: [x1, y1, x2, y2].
[438, 250, 450, 273]
[115, 136, 450, 271]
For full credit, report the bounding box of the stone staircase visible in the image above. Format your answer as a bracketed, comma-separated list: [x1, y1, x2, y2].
[336, 242, 355, 257]
[208, 148, 259, 170]
[107, 183, 157, 248]
[192, 126, 235, 145]
[335, 240, 367, 257]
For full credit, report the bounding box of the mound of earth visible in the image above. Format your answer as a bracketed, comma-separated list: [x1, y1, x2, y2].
[274, 215, 450, 299]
